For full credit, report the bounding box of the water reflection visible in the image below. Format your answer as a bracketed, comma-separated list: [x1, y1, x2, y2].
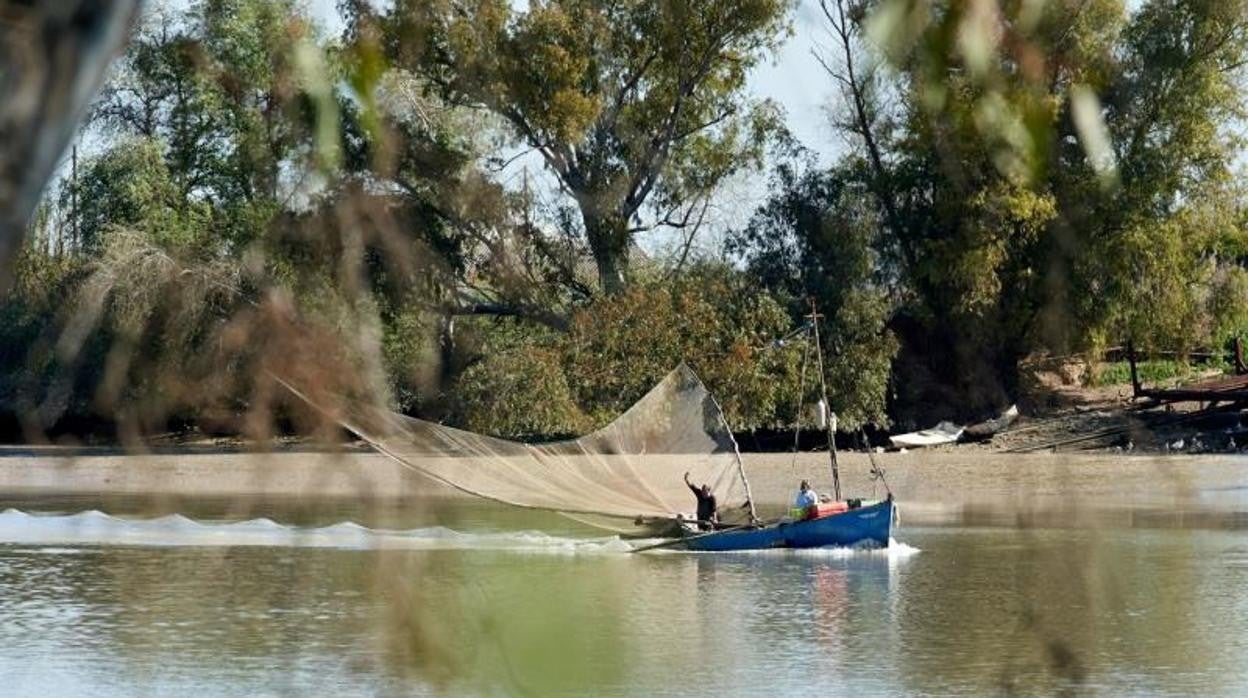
[0, 499, 1245, 695]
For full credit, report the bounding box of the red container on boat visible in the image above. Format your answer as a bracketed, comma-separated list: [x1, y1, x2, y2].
[808, 501, 849, 520]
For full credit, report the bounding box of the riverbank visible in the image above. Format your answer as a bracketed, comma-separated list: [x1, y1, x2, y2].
[953, 399, 1248, 454]
[1, 448, 1245, 528]
[992, 359, 1248, 454]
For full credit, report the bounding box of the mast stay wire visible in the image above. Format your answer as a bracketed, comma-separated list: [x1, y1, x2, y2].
[789, 326, 812, 473]
[861, 429, 892, 499]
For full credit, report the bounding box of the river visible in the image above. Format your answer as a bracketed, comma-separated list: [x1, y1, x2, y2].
[0, 460, 1246, 696]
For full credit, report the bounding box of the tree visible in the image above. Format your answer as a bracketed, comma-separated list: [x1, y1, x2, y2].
[561, 266, 802, 430]
[66, 137, 212, 252]
[370, 0, 791, 293]
[813, 0, 1090, 414]
[441, 265, 807, 436]
[86, 0, 330, 249]
[8, 0, 392, 438]
[728, 156, 897, 429]
[1072, 0, 1248, 354]
[808, 0, 1248, 417]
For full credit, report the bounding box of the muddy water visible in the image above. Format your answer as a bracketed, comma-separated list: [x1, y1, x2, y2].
[0, 454, 1246, 695]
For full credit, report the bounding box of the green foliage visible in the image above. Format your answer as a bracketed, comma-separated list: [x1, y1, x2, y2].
[728, 158, 897, 428]
[379, 301, 440, 412]
[1, 0, 375, 437]
[562, 268, 801, 429]
[1088, 359, 1229, 388]
[375, 0, 793, 292]
[804, 0, 1248, 418]
[450, 268, 806, 436]
[1209, 265, 1248, 349]
[11, 0, 1248, 444]
[69, 138, 212, 251]
[86, 0, 337, 248]
[1068, 1, 1248, 356]
[0, 246, 88, 420]
[452, 346, 589, 439]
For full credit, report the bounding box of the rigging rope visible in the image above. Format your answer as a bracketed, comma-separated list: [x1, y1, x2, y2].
[861, 428, 892, 498]
[790, 327, 811, 473]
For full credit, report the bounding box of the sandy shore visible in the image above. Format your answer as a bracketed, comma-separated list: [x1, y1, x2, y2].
[1, 446, 1246, 526]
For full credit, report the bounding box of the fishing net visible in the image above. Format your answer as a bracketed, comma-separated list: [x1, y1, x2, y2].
[336, 364, 753, 528]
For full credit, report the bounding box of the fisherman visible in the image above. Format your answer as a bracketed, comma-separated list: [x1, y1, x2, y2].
[683, 471, 719, 531]
[794, 479, 819, 516]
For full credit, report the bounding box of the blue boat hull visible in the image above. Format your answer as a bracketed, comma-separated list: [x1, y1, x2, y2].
[682, 500, 894, 552]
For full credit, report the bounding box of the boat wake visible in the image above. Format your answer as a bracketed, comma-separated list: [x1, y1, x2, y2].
[0, 509, 634, 554]
[656, 537, 921, 558]
[0, 509, 920, 557]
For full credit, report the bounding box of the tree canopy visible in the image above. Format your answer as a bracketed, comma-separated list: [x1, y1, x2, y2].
[779, 0, 1248, 420]
[369, 0, 792, 293]
[6, 0, 1248, 441]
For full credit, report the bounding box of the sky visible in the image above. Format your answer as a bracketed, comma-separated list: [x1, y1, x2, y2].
[750, 0, 848, 164]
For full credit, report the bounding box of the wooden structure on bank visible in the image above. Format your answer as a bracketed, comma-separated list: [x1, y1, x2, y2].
[1128, 338, 1248, 406]
[1001, 341, 1248, 454]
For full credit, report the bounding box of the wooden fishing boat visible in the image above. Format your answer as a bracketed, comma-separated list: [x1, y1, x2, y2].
[632, 299, 899, 554]
[678, 497, 895, 552]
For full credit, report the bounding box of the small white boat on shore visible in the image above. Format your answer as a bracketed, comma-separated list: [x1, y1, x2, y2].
[889, 421, 964, 449]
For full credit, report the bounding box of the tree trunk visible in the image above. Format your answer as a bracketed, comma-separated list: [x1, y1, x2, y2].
[583, 211, 630, 294]
[438, 313, 455, 387]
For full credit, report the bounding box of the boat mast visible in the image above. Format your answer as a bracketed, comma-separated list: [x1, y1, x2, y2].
[808, 298, 841, 502]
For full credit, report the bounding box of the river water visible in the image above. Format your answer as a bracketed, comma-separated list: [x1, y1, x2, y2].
[0, 485, 1246, 696]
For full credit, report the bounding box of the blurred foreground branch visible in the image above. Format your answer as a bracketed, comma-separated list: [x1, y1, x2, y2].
[0, 0, 142, 278]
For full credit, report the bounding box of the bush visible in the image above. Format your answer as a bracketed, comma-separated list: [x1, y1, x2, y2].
[562, 268, 803, 431]
[452, 347, 588, 439]
[445, 267, 813, 437]
[1088, 359, 1228, 388]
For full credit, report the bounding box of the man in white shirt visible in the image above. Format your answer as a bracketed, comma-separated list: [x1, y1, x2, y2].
[794, 480, 818, 510]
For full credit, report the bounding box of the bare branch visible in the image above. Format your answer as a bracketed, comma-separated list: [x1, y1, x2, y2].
[664, 196, 712, 280]
[622, 35, 729, 218]
[815, 0, 914, 273]
[486, 147, 538, 173]
[439, 295, 570, 332]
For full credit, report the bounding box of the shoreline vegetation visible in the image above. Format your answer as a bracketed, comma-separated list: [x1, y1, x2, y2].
[8, 353, 1244, 456]
[7, 1, 1248, 458]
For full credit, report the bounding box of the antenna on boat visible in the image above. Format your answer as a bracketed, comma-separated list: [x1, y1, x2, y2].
[806, 298, 842, 502]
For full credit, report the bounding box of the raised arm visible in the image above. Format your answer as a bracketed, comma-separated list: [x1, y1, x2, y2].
[684, 471, 698, 495]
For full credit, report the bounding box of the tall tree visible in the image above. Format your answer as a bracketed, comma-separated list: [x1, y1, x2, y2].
[1075, 0, 1248, 353]
[21, 0, 387, 437]
[88, 0, 326, 249]
[370, 0, 791, 293]
[810, 0, 1248, 416]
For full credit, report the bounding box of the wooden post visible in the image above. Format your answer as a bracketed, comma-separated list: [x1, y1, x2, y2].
[1127, 340, 1141, 398]
[808, 298, 841, 502]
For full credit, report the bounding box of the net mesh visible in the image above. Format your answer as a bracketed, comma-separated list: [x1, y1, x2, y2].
[339, 364, 751, 525]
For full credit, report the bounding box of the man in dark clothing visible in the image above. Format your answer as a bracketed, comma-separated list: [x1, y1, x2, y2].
[683, 471, 718, 530]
